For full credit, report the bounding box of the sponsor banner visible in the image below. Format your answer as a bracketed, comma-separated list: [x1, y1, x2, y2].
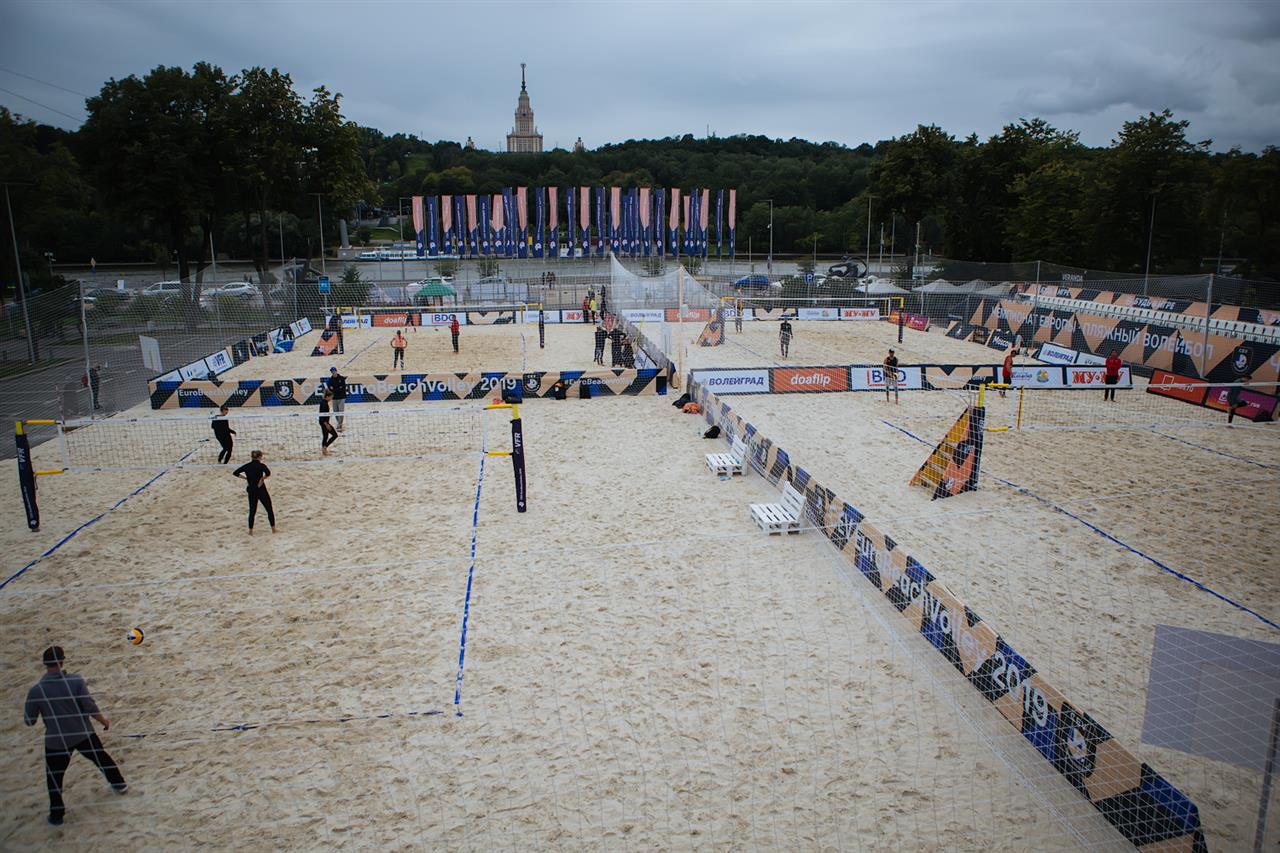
[1037, 342, 1107, 366]
[685, 376, 1207, 850]
[909, 405, 984, 500]
[1036, 342, 1078, 366]
[423, 312, 467, 326]
[466, 310, 518, 325]
[695, 317, 725, 347]
[1147, 369, 1208, 405]
[841, 307, 881, 320]
[289, 317, 312, 337]
[798, 307, 840, 321]
[179, 358, 211, 381]
[889, 310, 930, 332]
[772, 366, 849, 393]
[665, 307, 712, 322]
[694, 369, 770, 394]
[562, 309, 584, 323]
[752, 307, 795, 321]
[971, 297, 1280, 383]
[1204, 386, 1279, 421]
[849, 365, 923, 391]
[1066, 365, 1132, 388]
[525, 309, 561, 324]
[1010, 365, 1065, 388]
[205, 348, 234, 376]
[622, 309, 664, 322]
[310, 330, 341, 357]
[372, 312, 412, 328]
[150, 369, 664, 409]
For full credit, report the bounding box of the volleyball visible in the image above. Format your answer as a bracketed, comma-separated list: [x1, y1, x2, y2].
[127, 627, 144, 645]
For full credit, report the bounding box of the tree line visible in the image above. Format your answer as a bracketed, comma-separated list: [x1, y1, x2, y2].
[1, 61, 1277, 320]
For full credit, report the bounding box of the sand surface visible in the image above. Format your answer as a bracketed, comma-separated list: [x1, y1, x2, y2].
[1, 396, 1090, 850]
[223, 323, 620, 379]
[698, 322, 1280, 850]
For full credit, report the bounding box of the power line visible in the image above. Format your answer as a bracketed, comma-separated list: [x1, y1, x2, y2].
[0, 65, 93, 99]
[0, 85, 85, 124]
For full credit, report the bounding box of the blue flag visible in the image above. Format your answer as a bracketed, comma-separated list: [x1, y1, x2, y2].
[655, 189, 665, 257]
[684, 189, 696, 256]
[477, 194, 491, 255]
[454, 196, 466, 257]
[426, 196, 439, 257]
[502, 188, 516, 257]
[566, 188, 576, 259]
[534, 187, 545, 259]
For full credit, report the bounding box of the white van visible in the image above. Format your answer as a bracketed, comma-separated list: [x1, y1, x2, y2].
[143, 281, 184, 299]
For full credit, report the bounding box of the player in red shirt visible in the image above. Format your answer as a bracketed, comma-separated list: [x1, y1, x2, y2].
[1000, 348, 1017, 397]
[1103, 350, 1122, 401]
[450, 315, 461, 353]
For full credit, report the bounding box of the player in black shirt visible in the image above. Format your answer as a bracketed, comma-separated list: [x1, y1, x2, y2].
[319, 390, 339, 454]
[593, 324, 607, 365]
[779, 319, 794, 357]
[884, 348, 900, 403]
[211, 405, 236, 464]
[232, 450, 276, 534]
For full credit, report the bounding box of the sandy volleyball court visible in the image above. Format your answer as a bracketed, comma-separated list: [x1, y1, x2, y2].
[1, 395, 1088, 850]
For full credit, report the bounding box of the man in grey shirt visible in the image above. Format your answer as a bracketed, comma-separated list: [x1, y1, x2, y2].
[24, 646, 127, 825]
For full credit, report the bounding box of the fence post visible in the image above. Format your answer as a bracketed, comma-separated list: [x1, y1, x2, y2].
[1202, 274, 1213, 378]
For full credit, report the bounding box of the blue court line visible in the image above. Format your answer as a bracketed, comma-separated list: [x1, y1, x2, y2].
[452, 451, 487, 714]
[880, 419, 929, 445]
[118, 707, 446, 741]
[1, 445, 201, 592]
[341, 336, 381, 368]
[1150, 429, 1280, 471]
[878, 419, 1280, 633]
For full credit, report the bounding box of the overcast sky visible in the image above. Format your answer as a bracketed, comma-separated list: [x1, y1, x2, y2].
[3, 0, 1278, 153]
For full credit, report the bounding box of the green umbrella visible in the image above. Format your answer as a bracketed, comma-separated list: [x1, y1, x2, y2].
[415, 280, 456, 299]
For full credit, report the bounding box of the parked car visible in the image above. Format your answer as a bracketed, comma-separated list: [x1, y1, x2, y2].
[143, 280, 185, 299]
[733, 273, 778, 290]
[200, 282, 262, 308]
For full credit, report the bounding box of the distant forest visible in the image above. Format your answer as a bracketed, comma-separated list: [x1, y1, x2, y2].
[1, 61, 1277, 306]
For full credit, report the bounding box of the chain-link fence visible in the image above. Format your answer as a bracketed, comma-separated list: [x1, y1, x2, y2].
[2, 255, 1274, 456]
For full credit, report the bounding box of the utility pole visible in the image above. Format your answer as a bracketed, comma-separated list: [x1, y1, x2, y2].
[310, 192, 327, 277]
[766, 198, 773, 279]
[865, 194, 877, 278]
[3, 183, 37, 362]
[1143, 191, 1157, 296]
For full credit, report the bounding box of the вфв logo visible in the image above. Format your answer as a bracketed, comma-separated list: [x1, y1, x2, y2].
[274, 381, 294, 400]
[523, 374, 542, 394]
[1233, 347, 1251, 373]
[1036, 369, 1050, 383]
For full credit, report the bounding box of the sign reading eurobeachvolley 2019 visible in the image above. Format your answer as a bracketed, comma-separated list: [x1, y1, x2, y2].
[402, 187, 738, 260]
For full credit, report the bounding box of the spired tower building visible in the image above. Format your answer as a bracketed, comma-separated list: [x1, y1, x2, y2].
[506, 63, 543, 154]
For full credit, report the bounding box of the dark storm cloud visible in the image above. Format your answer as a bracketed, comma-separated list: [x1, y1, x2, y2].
[0, 0, 1276, 152]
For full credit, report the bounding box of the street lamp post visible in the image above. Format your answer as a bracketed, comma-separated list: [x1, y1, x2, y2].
[1142, 192, 1157, 296]
[865, 194, 877, 278]
[766, 198, 774, 280]
[4, 183, 37, 362]
[310, 193, 326, 277]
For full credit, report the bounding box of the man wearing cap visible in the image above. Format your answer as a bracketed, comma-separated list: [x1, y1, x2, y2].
[24, 646, 127, 825]
[328, 367, 348, 431]
[884, 348, 900, 404]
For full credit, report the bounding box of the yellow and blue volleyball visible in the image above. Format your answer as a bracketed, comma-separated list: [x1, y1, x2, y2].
[127, 627, 145, 645]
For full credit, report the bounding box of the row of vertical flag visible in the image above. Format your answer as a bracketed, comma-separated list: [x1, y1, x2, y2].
[409, 188, 737, 259]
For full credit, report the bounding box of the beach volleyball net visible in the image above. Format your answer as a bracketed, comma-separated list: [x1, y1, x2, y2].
[981, 379, 1279, 432]
[51, 406, 489, 472]
[339, 303, 529, 324]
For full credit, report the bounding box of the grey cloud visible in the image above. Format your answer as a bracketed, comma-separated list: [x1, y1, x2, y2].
[0, 0, 1274, 152]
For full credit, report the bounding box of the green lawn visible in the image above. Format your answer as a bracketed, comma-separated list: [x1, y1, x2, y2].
[368, 227, 401, 242]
